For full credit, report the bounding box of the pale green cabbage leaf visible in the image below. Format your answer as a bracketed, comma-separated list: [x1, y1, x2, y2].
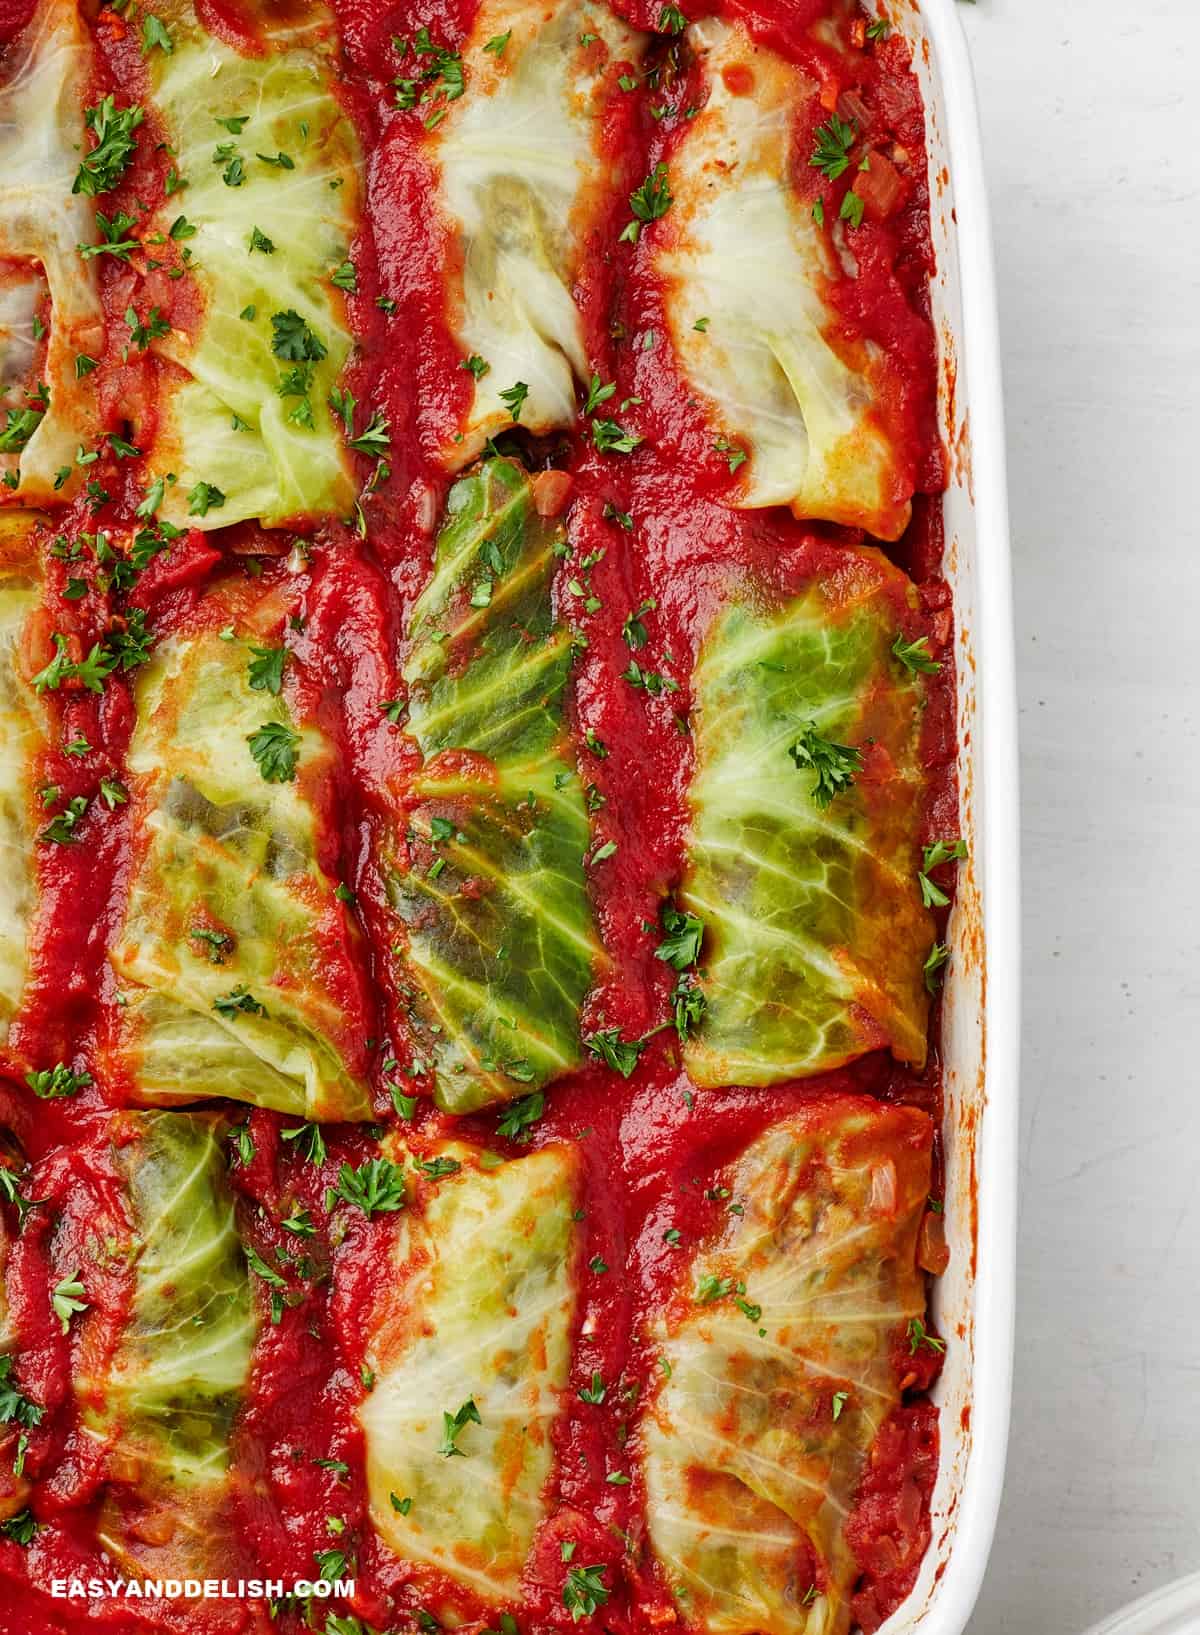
[657, 19, 912, 540]
[643, 1100, 933, 1635]
[360, 1140, 581, 1603]
[682, 559, 933, 1086]
[0, 515, 45, 1036]
[109, 586, 372, 1119]
[0, 0, 104, 500]
[81, 1111, 257, 1577]
[145, 3, 360, 527]
[431, 0, 645, 465]
[390, 457, 599, 1112]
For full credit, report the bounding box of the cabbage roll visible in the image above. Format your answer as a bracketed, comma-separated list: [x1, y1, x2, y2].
[429, 0, 645, 465]
[139, 0, 361, 528]
[681, 556, 934, 1085]
[78, 1111, 257, 1579]
[656, 19, 912, 539]
[0, 0, 104, 501]
[0, 515, 47, 1037]
[359, 1140, 581, 1603]
[387, 457, 599, 1112]
[107, 579, 372, 1119]
[642, 1098, 933, 1635]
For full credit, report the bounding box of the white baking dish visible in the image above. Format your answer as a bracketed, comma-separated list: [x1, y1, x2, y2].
[874, 3, 1020, 1632]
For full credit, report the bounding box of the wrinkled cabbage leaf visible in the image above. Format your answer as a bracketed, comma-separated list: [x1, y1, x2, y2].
[643, 1099, 933, 1635]
[389, 457, 598, 1112]
[109, 585, 372, 1119]
[681, 561, 933, 1086]
[360, 1140, 580, 1602]
[656, 19, 912, 540]
[0, 515, 45, 1036]
[0, 0, 104, 500]
[431, 0, 645, 465]
[144, 2, 360, 527]
[80, 1111, 257, 1577]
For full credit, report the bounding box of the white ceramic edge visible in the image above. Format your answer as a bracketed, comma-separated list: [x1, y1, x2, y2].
[875, 2, 1021, 1632]
[1081, 1574, 1200, 1635]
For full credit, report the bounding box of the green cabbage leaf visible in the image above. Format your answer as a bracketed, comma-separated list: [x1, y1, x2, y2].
[643, 1099, 933, 1635]
[681, 557, 934, 1086]
[389, 457, 599, 1112]
[657, 18, 912, 540]
[430, 0, 645, 465]
[109, 584, 372, 1119]
[144, 3, 360, 527]
[361, 1140, 580, 1603]
[81, 1111, 257, 1577]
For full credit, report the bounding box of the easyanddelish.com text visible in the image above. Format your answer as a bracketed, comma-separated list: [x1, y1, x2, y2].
[50, 1578, 356, 1601]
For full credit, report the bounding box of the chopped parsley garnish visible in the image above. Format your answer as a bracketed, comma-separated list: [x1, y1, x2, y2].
[213, 986, 267, 1019]
[461, 354, 490, 380]
[810, 114, 856, 181]
[40, 796, 89, 846]
[483, 30, 511, 55]
[498, 381, 530, 422]
[496, 1090, 544, 1142]
[188, 481, 225, 516]
[832, 1389, 849, 1420]
[655, 904, 704, 970]
[257, 150, 295, 170]
[658, 5, 687, 32]
[620, 162, 672, 243]
[140, 13, 174, 55]
[74, 98, 144, 197]
[125, 305, 170, 349]
[907, 1316, 946, 1355]
[246, 720, 300, 784]
[563, 1563, 609, 1621]
[347, 413, 391, 456]
[281, 1121, 327, 1167]
[839, 190, 866, 229]
[622, 598, 654, 648]
[584, 1027, 646, 1079]
[333, 1157, 407, 1217]
[0, 1358, 43, 1431]
[866, 18, 892, 41]
[270, 309, 328, 363]
[79, 209, 140, 262]
[924, 941, 950, 994]
[577, 1371, 606, 1405]
[583, 373, 616, 415]
[439, 1398, 481, 1458]
[788, 723, 863, 809]
[331, 259, 357, 292]
[249, 226, 275, 254]
[25, 1063, 92, 1100]
[592, 418, 642, 454]
[694, 1272, 733, 1304]
[248, 645, 288, 695]
[51, 1272, 88, 1333]
[892, 632, 941, 673]
[0, 1509, 36, 1546]
[919, 838, 967, 907]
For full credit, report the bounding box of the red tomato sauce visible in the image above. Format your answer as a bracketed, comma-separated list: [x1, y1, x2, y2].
[0, 0, 954, 1630]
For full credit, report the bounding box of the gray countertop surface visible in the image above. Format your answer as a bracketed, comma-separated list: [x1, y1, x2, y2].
[957, 2, 1200, 1631]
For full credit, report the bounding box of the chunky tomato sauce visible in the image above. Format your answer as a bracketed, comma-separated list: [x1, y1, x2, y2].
[0, 0, 954, 1630]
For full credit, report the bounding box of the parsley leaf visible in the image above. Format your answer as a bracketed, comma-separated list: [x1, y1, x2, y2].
[655, 904, 704, 970]
[51, 1272, 88, 1333]
[74, 98, 144, 197]
[270, 309, 328, 363]
[247, 720, 301, 783]
[787, 723, 863, 809]
[585, 1028, 646, 1079]
[563, 1564, 609, 1621]
[892, 632, 941, 673]
[499, 381, 530, 422]
[620, 162, 672, 242]
[247, 645, 288, 695]
[810, 114, 856, 181]
[25, 1063, 92, 1100]
[439, 1398, 480, 1458]
[333, 1158, 407, 1217]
